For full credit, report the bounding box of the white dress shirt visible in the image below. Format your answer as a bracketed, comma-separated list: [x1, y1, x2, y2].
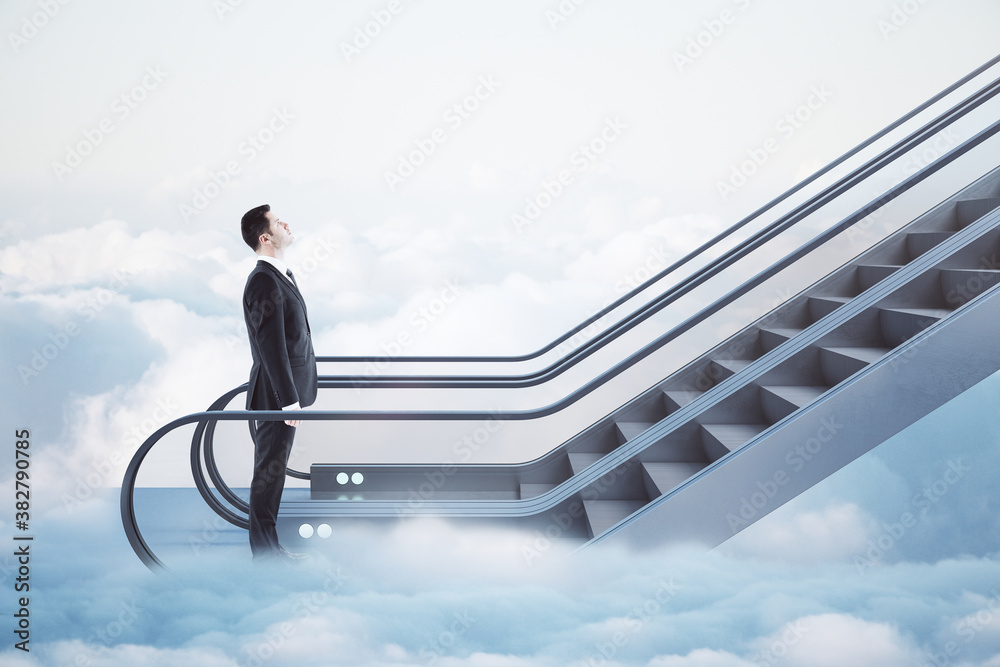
[255, 254, 296, 287]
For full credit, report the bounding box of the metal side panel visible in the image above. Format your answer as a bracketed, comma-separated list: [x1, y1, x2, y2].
[278, 205, 1000, 521]
[594, 283, 1000, 551]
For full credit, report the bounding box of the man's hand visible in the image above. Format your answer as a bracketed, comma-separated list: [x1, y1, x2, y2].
[282, 402, 303, 427]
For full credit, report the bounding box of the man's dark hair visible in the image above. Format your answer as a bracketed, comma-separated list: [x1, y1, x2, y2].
[241, 204, 271, 251]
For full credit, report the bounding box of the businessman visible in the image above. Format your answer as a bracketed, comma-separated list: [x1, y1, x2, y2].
[241, 204, 318, 563]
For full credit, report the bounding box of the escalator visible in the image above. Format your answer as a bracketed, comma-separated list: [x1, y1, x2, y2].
[122, 54, 1000, 571]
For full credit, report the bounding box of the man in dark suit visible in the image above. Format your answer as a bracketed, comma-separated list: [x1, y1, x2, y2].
[240, 204, 319, 563]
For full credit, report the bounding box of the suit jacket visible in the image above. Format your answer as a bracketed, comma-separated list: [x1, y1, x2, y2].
[242, 260, 318, 411]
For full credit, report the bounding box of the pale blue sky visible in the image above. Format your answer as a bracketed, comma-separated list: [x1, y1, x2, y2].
[2, 0, 1000, 664]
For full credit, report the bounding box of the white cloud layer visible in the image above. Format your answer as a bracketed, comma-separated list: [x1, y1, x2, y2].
[2, 502, 1000, 667]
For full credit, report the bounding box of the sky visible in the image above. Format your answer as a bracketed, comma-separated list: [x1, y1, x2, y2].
[2, 0, 1000, 664]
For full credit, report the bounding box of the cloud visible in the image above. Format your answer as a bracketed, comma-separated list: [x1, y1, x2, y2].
[752, 613, 924, 667]
[717, 502, 875, 564]
[8, 354, 1000, 662]
[9, 497, 1000, 667]
[0, 220, 241, 295]
[1, 291, 253, 511]
[7, 642, 238, 667]
[647, 650, 754, 667]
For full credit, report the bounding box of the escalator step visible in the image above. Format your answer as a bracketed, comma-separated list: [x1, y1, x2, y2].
[819, 346, 892, 384]
[808, 296, 852, 322]
[956, 197, 1000, 227]
[857, 264, 903, 290]
[663, 390, 702, 412]
[700, 423, 769, 459]
[758, 328, 803, 352]
[939, 268, 1000, 306]
[642, 461, 706, 496]
[760, 385, 829, 422]
[879, 307, 952, 346]
[615, 421, 656, 445]
[906, 231, 953, 259]
[582, 499, 646, 538]
[568, 452, 603, 476]
[710, 358, 755, 379]
[760, 385, 829, 408]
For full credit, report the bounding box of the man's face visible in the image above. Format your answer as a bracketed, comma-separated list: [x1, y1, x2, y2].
[260, 211, 294, 250]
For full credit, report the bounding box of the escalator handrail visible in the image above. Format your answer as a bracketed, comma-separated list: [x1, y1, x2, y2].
[193, 113, 1000, 508]
[304, 72, 1000, 390]
[315, 53, 1000, 367]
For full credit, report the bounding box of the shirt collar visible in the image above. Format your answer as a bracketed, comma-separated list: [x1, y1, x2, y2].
[256, 255, 294, 284]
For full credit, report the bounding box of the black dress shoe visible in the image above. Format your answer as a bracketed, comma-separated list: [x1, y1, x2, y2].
[252, 546, 307, 567]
